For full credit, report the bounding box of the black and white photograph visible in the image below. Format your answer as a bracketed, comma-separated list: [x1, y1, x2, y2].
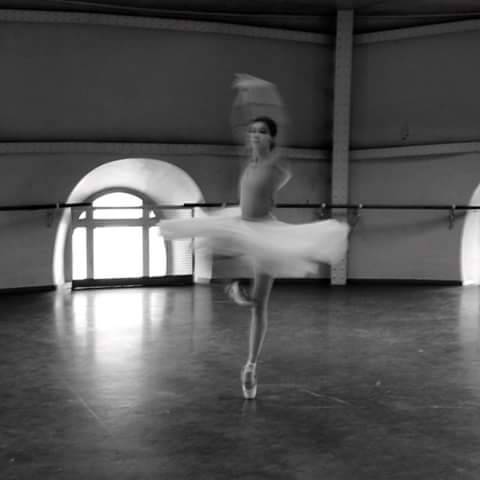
[1, 1, 480, 479]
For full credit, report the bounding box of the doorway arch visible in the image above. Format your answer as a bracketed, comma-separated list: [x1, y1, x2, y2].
[53, 158, 210, 286]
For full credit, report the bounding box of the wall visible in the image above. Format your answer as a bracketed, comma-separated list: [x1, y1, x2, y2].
[351, 29, 480, 148]
[0, 147, 330, 288]
[348, 26, 480, 283]
[349, 153, 480, 282]
[2, 13, 480, 289]
[0, 14, 332, 289]
[0, 21, 332, 147]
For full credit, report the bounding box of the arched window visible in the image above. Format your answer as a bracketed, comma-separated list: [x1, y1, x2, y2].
[71, 190, 178, 287]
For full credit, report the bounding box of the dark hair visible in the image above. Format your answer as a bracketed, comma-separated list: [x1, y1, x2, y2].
[251, 116, 277, 138]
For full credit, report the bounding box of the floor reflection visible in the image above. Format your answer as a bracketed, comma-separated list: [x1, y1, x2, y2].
[54, 288, 173, 413]
[5, 285, 480, 479]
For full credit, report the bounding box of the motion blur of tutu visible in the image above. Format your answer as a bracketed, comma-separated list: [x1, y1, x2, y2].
[157, 207, 350, 277]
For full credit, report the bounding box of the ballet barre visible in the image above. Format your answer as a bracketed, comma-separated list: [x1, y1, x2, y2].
[0, 202, 93, 228]
[183, 202, 480, 229]
[311, 203, 480, 229]
[183, 202, 480, 209]
[2, 202, 477, 230]
[0, 202, 92, 211]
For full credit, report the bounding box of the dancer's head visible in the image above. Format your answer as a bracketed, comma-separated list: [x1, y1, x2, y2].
[247, 116, 277, 154]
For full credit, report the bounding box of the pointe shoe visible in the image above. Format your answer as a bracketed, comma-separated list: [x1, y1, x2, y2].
[241, 363, 257, 400]
[225, 281, 254, 307]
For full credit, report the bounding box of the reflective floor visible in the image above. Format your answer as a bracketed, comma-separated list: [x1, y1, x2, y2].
[1, 284, 480, 479]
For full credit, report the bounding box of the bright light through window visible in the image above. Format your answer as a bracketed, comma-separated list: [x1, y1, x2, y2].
[72, 227, 87, 280]
[93, 192, 142, 207]
[93, 192, 142, 219]
[94, 227, 143, 279]
[72, 191, 169, 282]
[149, 227, 167, 276]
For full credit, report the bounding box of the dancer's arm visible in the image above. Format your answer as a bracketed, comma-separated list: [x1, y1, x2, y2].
[274, 159, 292, 190]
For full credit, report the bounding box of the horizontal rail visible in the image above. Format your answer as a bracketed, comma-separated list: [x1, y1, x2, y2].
[0, 202, 92, 212]
[3, 202, 480, 212]
[91, 205, 188, 210]
[183, 203, 480, 210]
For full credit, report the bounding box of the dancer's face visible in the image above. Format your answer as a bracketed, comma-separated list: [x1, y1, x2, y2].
[248, 121, 273, 154]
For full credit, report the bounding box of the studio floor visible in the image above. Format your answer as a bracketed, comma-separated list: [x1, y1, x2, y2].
[1, 283, 480, 479]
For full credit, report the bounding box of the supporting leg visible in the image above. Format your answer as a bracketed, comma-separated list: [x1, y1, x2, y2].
[242, 271, 273, 399]
[247, 272, 273, 363]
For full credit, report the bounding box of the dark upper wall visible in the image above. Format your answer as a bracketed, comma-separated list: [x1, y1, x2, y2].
[351, 29, 480, 148]
[0, 22, 333, 148]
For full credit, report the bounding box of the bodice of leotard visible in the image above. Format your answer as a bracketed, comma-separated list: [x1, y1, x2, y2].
[239, 158, 286, 220]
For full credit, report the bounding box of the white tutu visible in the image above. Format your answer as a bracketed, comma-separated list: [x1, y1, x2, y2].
[157, 208, 350, 277]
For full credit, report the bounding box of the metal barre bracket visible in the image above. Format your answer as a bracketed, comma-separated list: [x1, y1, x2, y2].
[347, 204, 362, 227]
[448, 205, 456, 230]
[317, 203, 329, 219]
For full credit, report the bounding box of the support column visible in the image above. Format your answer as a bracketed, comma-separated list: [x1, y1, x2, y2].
[86, 206, 94, 280]
[331, 9, 353, 286]
[142, 205, 149, 277]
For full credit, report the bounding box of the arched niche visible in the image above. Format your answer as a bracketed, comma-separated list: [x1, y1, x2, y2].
[53, 157, 210, 286]
[461, 183, 480, 285]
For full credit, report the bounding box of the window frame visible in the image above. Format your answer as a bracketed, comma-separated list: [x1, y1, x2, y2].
[70, 188, 192, 289]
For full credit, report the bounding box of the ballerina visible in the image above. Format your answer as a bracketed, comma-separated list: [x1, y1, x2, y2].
[158, 75, 349, 399]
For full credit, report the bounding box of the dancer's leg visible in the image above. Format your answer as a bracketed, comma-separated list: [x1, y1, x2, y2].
[225, 280, 254, 306]
[247, 272, 273, 363]
[242, 270, 273, 399]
